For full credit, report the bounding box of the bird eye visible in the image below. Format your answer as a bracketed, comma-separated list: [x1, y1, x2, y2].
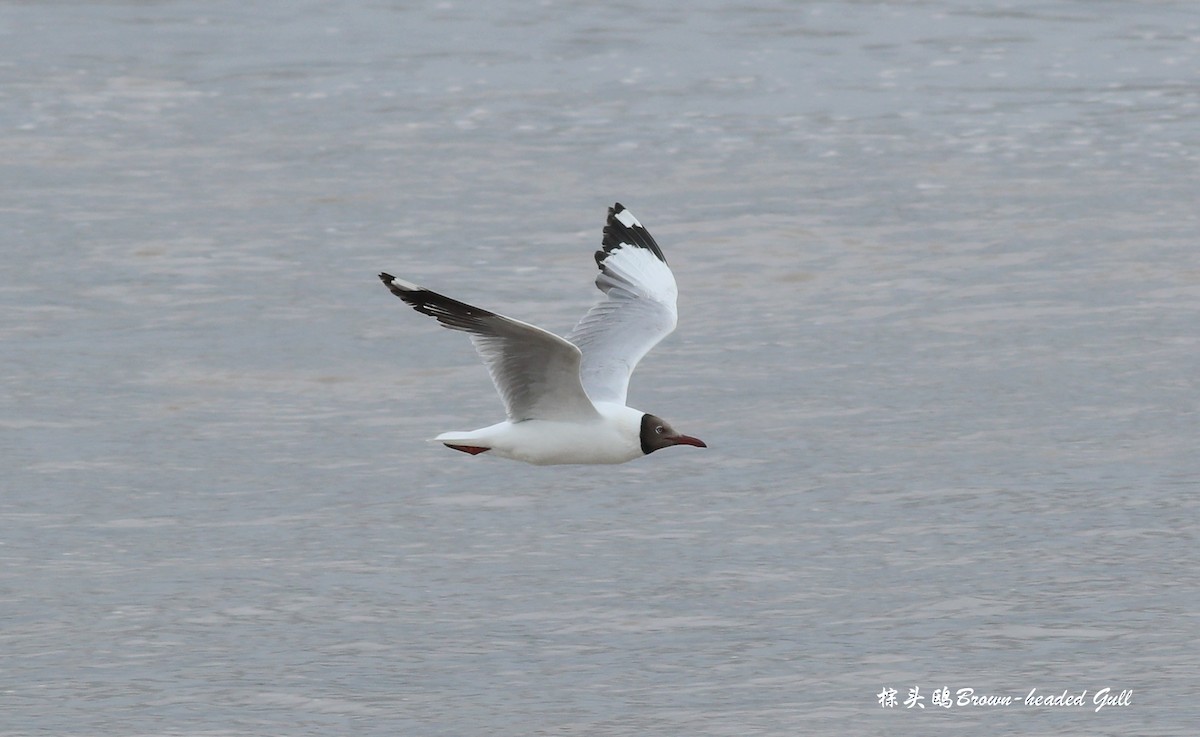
[655, 425, 664, 434]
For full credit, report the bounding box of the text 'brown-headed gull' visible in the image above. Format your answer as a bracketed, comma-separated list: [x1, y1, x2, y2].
[379, 203, 706, 465]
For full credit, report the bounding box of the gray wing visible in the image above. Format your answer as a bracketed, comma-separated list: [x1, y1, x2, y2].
[380, 273, 600, 422]
[567, 204, 679, 407]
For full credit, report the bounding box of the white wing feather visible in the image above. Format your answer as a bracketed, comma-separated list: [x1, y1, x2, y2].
[380, 274, 600, 422]
[568, 205, 679, 406]
[381, 204, 681, 418]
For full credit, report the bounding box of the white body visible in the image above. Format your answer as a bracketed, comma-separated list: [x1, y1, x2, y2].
[436, 403, 645, 465]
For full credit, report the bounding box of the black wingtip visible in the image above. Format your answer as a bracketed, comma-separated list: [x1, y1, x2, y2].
[379, 272, 422, 303]
[378, 273, 498, 333]
[599, 202, 668, 266]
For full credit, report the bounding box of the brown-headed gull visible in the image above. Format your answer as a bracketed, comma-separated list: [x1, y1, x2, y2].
[379, 203, 706, 465]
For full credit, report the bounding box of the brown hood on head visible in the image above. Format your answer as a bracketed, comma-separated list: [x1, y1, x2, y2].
[640, 413, 707, 455]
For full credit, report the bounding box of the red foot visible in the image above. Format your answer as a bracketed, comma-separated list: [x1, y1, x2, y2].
[444, 443, 490, 456]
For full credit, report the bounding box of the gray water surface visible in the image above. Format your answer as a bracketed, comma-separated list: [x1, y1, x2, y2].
[2, 1, 1197, 735]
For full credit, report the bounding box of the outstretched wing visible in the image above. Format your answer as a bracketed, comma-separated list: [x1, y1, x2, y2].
[567, 204, 679, 406]
[380, 273, 600, 422]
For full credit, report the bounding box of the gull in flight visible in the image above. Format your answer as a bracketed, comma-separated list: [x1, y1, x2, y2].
[379, 203, 705, 465]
